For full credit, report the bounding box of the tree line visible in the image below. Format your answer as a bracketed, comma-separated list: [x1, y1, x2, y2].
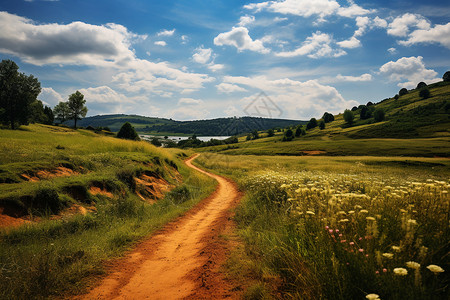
[0, 60, 88, 130]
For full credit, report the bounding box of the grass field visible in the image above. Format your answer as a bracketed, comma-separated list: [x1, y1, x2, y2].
[195, 153, 449, 299]
[0, 124, 216, 299]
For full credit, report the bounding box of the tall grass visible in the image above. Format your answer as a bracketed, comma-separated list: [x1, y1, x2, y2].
[195, 153, 449, 299]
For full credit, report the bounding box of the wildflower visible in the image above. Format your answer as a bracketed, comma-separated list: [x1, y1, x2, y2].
[366, 216, 376, 221]
[427, 265, 444, 274]
[306, 211, 315, 215]
[393, 268, 408, 276]
[360, 209, 369, 214]
[340, 240, 347, 243]
[407, 219, 418, 225]
[349, 242, 355, 245]
[359, 248, 364, 253]
[338, 219, 349, 223]
[406, 261, 420, 270]
[348, 210, 355, 214]
[382, 253, 394, 259]
[329, 229, 334, 234]
[383, 268, 388, 273]
[366, 294, 380, 300]
[391, 246, 401, 252]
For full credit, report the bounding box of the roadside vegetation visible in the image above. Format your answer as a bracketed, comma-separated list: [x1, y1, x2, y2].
[195, 153, 449, 299]
[0, 124, 216, 299]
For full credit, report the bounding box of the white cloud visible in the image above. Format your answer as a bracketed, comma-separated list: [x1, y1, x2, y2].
[78, 86, 135, 114]
[0, 11, 145, 66]
[387, 13, 430, 37]
[223, 75, 358, 119]
[238, 15, 255, 26]
[178, 97, 204, 105]
[154, 41, 167, 46]
[399, 22, 450, 49]
[192, 47, 212, 64]
[157, 29, 175, 37]
[276, 31, 346, 58]
[38, 87, 64, 107]
[387, 47, 397, 54]
[373, 16, 388, 28]
[337, 4, 375, 18]
[216, 83, 247, 93]
[337, 36, 361, 49]
[181, 35, 189, 44]
[208, 63, 225, 72]
[379, 56, 440, 88]
[336, 73, 372, 82]
[214, 27, 270, 54]
[354, 16, 370, 36]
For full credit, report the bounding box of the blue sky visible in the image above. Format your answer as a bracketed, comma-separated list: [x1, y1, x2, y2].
[0, 0, 449, 120]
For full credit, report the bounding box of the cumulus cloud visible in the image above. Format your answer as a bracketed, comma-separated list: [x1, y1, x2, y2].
[157, 29, 175, 36]
[379, 56, 440, 88]
[336, 73, 372, 82]
[276, 31, 346, 58]
[0, 11, 144, 66]
[78, 86, 135, 115]
[192, 47, 212, 64]
[170, 98, 209, 120]
[222, 75, 358, 119]
[238, 15, 255, 26]
[337, 36, 361, 49]
[38, 87, 64, 107]
[337, 3, 375, 18]
[216, 83, 248, 93]
[214, 27, 270, 53]
[178, 97, 204, 105]
[154, 41, 167, 46]
[387, 13, 430, 37]
[399, 22, 450, 49]
[388, 47, 397, 54]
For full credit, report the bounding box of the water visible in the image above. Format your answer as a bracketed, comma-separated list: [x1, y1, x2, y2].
[140, 135, 230, 142]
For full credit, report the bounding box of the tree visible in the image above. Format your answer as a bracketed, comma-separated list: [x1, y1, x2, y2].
[343, 109, 354, 125]
[43, 105, 54, 125]
[360, 105, 369, 120]
[267, 129, 275, 137]
[399, 88, 408, 96]
[306, 118, 318, 130]
[373, 108, 385, 122]
[68, 91, 88, 128]
[295, 126, 302, 137]
[53, 101, 70, 124]
[322, 112, 334, 123]
[416, 82, 427, 89]
[419, 88, 431, 99]
[283, 129, 294, 141]
[443, 71, 450, 82]
[319, 121, 325, 130]
[394, 94, 399, 100]
[252, 130, 259, 139]
[0, 60, 41, 129]
[117, 122, 140, 141]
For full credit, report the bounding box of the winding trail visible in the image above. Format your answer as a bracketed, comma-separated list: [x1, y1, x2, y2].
[82, 154, 242, 299]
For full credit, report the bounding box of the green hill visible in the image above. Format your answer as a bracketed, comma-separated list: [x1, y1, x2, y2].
[74, 114, 304, 136]
[198, 81, 450, 157]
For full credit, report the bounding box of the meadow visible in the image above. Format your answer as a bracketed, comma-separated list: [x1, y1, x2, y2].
[195, 153, 449, 299]
[0, 124, 216, 299]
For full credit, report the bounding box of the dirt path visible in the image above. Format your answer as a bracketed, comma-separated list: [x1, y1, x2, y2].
[81, 154, 243, 299]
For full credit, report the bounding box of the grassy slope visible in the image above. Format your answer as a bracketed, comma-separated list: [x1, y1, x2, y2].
[198, 82, 450, 157]
[0, 124, 216, 299]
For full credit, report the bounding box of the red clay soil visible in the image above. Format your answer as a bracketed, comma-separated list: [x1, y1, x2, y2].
[80, 154, 244, 300]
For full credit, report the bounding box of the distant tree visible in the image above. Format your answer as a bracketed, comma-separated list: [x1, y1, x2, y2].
[306, 118, 318, 130]
[295, 126, 302, 137]
[150, 137, 162, 147]
[416, 82, 427, 89]
[443, 71, 450, 82]
[322, 112, 334, 123]
[246, 134, 252, 141]
[283, 129, 294, 141]
[267, 129, 275, 137]
[0, 59, 41, 129]
[399, 88, 408, 96]
[29, 100, 46, 124]
[360, 106, 370, 120]
[373, 108, 385, 122]
[252, 130, 259, 139]
[343, 109, 354, 125]
[43, 105, 54, 125]
[117, 122, 140, 141]
[53, 101, 70, 124]
[394, 94, 399, 100]
[164, 135, 168, 139]
[68, 91, 88, 128]
[419, 88, 431, 99]
[351, 106, 358, 112]
[319, 120, 325, 130]
[366, 101, 374, 106]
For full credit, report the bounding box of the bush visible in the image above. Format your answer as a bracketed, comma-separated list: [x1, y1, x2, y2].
[306, 118, 317, 130]
[360, 106, 371, 120]
[399, 88, 408, 96]
[267, 129, 275, 137]
[283, 129, 294, 141]
[443, 71, 450, 82]
[343, 109, 354, 125]
[322, 112, 334, 123]
[117, 122, 140, 141]
[373, 108, 385, 122]
[319, 121, 325, 130]
[419, 88, 431, 99]
[416, 82, 427, 89]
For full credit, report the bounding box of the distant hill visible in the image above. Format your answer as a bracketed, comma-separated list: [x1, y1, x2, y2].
[74, 114, 304, 136]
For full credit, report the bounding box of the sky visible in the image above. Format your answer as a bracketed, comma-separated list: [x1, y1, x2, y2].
[0, 0, 449, 120]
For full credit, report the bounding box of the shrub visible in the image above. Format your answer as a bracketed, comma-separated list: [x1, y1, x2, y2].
[306, 118, 318, 130]
[343, 109, 354, 125]
[416, 82, 427, 89]
[319, 121, 325, 130]
[283, 129, 294, 141]
[419, 88, 431, 99]
[267, 129, 275, 137]
[399, 88, 408, 96]
[373, 108, 385, 122]
[117, 122, 140, 141]
[443, 71, 450, 82]
[295, 126, 302, 137]
[322, 112, 334, 123]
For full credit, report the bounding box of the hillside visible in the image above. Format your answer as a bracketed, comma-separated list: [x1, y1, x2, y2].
[74, 114, 304, 136]
[198, 81, 450, 157]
